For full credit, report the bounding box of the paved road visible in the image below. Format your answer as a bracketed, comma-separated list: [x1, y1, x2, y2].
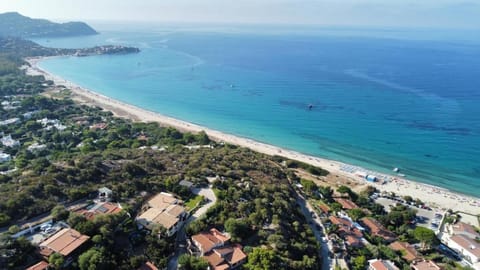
[167, 186, 217, 270]
[0, 198, 88, 234]
[296, 194, 332, 270]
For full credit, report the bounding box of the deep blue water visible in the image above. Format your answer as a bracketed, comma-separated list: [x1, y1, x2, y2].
[34, 25, 480, 197]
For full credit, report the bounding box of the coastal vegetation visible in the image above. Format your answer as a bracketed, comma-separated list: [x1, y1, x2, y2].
[0, 37, 325, 269]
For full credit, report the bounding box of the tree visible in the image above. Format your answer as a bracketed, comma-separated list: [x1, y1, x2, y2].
[78, 248, 108, 270]
[300, 179, 318, 195]
[413, 227, 438, 250]
[347, 208, 366, 221]
[352, 255, 366, 270]
[8, 225, 20, 235]
[51, 205, 69, 221]
[49, 252, 65, 269]
[178, 254, 209, 270]
[225, 218, 250, 242]
[244, 247, 281, 270]
[337, 185, 351, 195]
[319, 186, 333, 201]
[330, 202, 342, 213]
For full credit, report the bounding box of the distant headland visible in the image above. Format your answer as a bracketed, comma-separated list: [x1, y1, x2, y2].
[0, 12, 97, 38]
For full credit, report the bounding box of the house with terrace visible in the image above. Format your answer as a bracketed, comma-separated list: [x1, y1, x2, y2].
[76, 202, 123, 220]
[38, 228, 90, 265]
[189, 228, 247, 270]
[136, 192, 187, 237]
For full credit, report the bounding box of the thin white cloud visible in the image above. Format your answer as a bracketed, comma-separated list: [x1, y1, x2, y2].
[0, 0, 479, 28]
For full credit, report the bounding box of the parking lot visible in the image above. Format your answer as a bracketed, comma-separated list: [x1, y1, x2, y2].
[374, 197, 442, 230]
[26, 222, 67, 245]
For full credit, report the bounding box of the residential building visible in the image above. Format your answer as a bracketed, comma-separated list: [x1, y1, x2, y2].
[204, 244, 247, 270]
[410, 260, 441, 270]
[1, 135, 20, 147]
[368, 259, 399, 270]
[361, 217, 396, 242]
[98, 187, 113, 202]
[192, 228, 231, 255]
[0, 117, 19, 126]
[23, 110, 39, 119]
[27, 142, 47, 152]
[179, 180, 194, 189]
[447, 234, 480, 264]
[137, 261, 158, 270]
[317, 202, 330, 214]
[329, 215, 364, 247]
[449, 222, 480, 240]
[0, 152, 11, 163]
[38, 228, 90, 261]
[335, 198, 359, 210]
[136, 192, 187, 236]
[389, 241, 420, 262]
[190, 228, 246, 270]
[90, 123, 108, 130]
[37, 118, 66, 131]
[76, 202, 122, 220]
[26, 261, 50, 270]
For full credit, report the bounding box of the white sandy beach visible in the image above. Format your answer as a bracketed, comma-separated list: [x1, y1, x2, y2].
[25, 57, 480, 216]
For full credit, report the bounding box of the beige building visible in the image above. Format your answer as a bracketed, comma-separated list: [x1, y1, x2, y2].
[137, 192, 187, 236]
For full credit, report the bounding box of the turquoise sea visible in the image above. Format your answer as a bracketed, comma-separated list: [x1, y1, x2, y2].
[34, 24, 480, 197]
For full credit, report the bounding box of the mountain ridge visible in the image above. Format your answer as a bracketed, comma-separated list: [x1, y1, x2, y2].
[0, 12, 98, 38]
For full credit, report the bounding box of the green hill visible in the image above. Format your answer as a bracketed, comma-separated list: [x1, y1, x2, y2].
[0, 12, 97, 38]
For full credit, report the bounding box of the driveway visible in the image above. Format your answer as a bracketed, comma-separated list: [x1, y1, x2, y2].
[167, 186, 217, 270]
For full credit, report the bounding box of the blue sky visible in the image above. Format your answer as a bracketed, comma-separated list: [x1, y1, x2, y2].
[1, 0, 479, 28]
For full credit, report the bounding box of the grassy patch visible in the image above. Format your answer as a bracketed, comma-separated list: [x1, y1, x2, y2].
[185, 195, 204, 211]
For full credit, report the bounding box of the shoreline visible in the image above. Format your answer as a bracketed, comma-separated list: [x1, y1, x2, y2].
[25, 56, 480, 216]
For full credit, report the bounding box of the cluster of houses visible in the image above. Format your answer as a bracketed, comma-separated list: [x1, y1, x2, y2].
[36, 118, 67, 131]
[23, 188, 122, 269]
[22, 188, 247, 270]
[320, 197, 447, 270]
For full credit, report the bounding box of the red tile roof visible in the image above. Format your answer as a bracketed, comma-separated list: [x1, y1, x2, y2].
[335, 198, 359, 210]
[410, 260, 441, 270]
[137, 262, 159, 270]
[452, 222, 480, 238]
[204, 245, 247, 269]
[329, 216, 352, 227]
[318, 202, 330, 213]
[76, 202, 122, 220]
[192, 229, 230, 254]
[389, 241, 420, 262]
[345, 235, 362, 247]
[361, 217, 396, 242]
[369, 259, 399, 270]
[26, 261, 49, 270]
[39, 228, 89, 257]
